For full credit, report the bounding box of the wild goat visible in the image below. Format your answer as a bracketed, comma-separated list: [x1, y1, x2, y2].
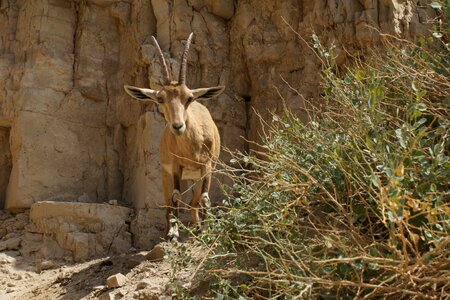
[124, 33, 224, 241]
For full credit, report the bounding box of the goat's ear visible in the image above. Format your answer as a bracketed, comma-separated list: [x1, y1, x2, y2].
[191, 86, 225, 101]
[124, 85, 159, 103]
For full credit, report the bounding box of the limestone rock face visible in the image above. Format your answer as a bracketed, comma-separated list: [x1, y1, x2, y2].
[0, 0, 435, 246]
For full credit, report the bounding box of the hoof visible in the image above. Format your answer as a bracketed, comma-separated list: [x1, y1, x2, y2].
[167, 218, 179, 242]
[201, 193, 211, 209]
[167, 235, 178, 242]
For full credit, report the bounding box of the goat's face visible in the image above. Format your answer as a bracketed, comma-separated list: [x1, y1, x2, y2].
[124, 32, 224, 136]
[158, 84, 191, 135]
[124, 83, 224, 136]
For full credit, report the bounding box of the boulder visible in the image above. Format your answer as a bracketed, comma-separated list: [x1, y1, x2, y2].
[146, 244, 165, 262]
[24, 201, 132, 262]
[106, 273, 128, 288]
[0, 237, 21, 251]
[98, 292, 115, 300]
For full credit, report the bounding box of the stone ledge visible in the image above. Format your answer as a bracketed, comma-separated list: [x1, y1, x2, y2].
[23, 201, 132, 262]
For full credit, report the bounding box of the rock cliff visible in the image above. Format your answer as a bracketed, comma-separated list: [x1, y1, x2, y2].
[0, 0, 435, 248]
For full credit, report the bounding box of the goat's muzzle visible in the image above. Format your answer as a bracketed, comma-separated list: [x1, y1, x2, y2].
[171, 122, 186, 135]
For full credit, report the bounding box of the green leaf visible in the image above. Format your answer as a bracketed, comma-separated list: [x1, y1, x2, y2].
[416, 89, 427, 100]
[396, 207, 404, 220]
[385, 167, 393, 177]
[416, 118, 427, 126]
[430, 183, 437, 192]
[430, 2, 442, 9]
[433, 144, 443, 155]
[433, 32, 443, 39]
[416, 103, 427, 111]
[387, 211, 395, 222]
[353, 260, 364, 270]
[239, 284, 248, 291]
[355, 69, 365, 81]
[388, 187, 399, 197]
[395, 128, 407, 148]
[369, 248, 378, 256]
[338, 263, 350, 275]
[370, 175, 380, 188]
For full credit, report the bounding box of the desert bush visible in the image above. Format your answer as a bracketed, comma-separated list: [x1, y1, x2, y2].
[175, 3, 449, 300]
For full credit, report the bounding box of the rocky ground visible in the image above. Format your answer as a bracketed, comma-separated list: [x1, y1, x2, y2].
[0, 241, 197, 300]
[0, 208, 203, 300]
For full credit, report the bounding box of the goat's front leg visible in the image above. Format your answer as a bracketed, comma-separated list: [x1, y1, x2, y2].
[191, 165, 212, 230]
[200, 167, 212, 220]
[162, 170, 181, 241]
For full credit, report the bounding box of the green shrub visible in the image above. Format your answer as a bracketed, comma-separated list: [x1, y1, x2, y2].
[176, 3, 449, 300]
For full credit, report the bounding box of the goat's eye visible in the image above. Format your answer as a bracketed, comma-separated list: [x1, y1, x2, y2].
[157, 97, 164, 104]
[187, 96, 194, 103]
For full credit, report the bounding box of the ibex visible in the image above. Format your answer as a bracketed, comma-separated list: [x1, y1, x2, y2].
[124, 33, 224, 241]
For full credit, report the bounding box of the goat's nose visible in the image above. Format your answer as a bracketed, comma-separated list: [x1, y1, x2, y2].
[172, 122, 184, 130]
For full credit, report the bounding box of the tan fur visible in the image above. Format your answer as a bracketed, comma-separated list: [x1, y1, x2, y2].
[124, 82, 223, 241]
[159, 86, 221, 237]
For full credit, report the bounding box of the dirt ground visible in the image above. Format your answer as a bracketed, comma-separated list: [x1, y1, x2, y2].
[0, 242, 198, 300]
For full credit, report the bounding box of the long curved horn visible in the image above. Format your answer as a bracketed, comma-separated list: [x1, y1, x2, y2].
[151, 36, 171, 84]
[178, 32, 194, 85]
